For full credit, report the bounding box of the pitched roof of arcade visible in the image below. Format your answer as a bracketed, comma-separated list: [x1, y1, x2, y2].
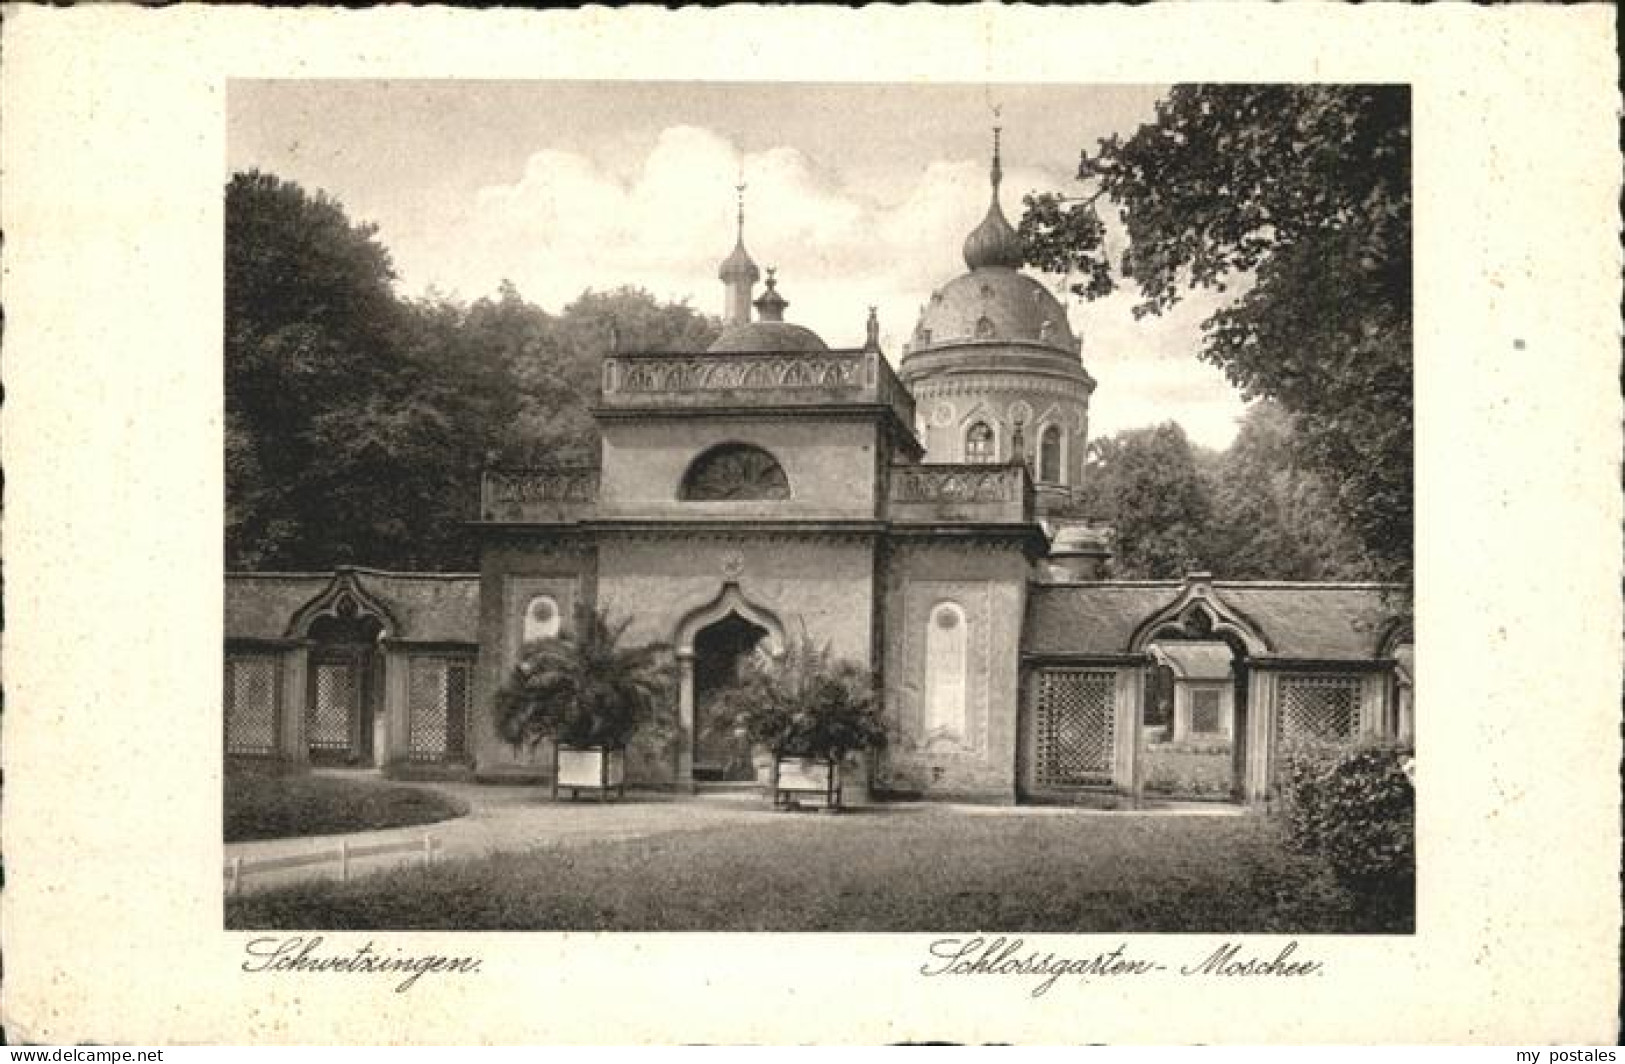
[1025, 581, 1408, 662]
[226, 567, 479, 643]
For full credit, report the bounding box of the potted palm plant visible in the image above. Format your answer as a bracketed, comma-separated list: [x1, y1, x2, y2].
[496, 606, 675, 801]
[708, 630, 887, 811]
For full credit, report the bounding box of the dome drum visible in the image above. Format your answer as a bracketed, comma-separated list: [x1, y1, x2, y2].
[900, 348, 1095, 393]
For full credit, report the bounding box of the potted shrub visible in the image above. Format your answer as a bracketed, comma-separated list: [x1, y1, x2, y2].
[496, 606, 675, 801]
[708, 629, 887, 812]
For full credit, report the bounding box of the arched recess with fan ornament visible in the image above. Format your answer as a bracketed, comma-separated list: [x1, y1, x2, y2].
[679, 443, 791, 501]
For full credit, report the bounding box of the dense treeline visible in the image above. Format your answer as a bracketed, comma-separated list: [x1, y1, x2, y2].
[226, 168, 1378, 581]
[1078, 409, 1374, 581]
[225, 171, 718, 571]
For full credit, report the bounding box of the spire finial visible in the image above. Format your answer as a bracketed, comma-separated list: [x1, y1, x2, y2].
[961, 109, 1025, 270]
[991, 105, 1004, 194]
[718, 163, 760, 324]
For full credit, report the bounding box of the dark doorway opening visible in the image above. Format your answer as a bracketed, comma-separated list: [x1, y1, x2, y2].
[692, 612, 768, 782]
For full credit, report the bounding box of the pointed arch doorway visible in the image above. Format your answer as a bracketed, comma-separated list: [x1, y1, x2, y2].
[692, 614, 769, 781]
[1129, 583, 1270, 804]
[674, 584, 785, 790]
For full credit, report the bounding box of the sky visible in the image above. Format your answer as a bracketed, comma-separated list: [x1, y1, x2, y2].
[228, 80, 1249, 449]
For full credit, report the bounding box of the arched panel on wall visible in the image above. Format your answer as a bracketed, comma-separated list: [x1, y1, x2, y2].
[679, 443, 791, 501]
[521, 594, 563, 644]
[1038, 423, 1063, 484]
[924, 601, 969, 746]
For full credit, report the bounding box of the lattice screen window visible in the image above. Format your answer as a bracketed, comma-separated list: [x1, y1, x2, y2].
[408, 656, 473, 763]
[224, 654, 280, 756]
[1277, 675, 1362, 748]
[1035, 669, 1116, 788]
[1190, 688, 1223, 735]
[308, 661, 357, 754]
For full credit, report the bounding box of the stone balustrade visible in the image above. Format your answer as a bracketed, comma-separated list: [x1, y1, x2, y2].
[600, 348, 915, 432]
[887, 463, 1033, 524]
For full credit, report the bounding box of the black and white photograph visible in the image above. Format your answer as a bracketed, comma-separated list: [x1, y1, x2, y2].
[3, 3, 1618, 1047]
[219, 79, 1416, 934]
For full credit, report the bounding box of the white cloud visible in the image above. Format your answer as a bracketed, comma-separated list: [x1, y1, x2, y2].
[390, 124, 1249, 449]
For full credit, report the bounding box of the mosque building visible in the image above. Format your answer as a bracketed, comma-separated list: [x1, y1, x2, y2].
[223, 131, 1412, 806]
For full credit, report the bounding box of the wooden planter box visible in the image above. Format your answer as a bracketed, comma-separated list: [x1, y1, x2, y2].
[552, 745, 626, 801]
[772, 756, 842, 811]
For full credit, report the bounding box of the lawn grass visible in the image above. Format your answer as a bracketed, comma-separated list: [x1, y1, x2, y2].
[224, 765, 469, 842]
[225, 807, 1410, 933]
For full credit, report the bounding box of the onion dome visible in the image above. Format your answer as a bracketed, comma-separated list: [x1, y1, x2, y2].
[961, 126, 1025, 270]
[717, 183, 760, 285]
[718, 233, 760, 285]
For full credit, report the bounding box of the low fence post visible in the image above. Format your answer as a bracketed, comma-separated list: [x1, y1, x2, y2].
[228, 836, 445, 893]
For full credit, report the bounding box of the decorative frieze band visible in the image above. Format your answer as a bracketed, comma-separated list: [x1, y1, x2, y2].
[909, 375, 1090, 401]
[484, 469, 599, 504]
[606, 353, 867, 394]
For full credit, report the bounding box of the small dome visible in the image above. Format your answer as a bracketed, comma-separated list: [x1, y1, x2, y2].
[910, 268, 1077, 354]
[707, 321, 829, 354]
[752, 269, 790, 322]
[962, 199, 1025, 270]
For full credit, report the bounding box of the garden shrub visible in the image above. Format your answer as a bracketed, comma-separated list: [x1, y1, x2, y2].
[1276, 743, 1414, 892]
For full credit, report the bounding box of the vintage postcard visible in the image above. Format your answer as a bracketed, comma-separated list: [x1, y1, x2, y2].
[2, 3, 1619, 1045]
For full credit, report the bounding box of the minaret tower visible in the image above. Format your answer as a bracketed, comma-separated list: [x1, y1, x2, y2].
[717, 180, 760, 326]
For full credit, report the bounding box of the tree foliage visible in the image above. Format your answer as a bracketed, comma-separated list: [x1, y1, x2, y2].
[708, 628, 887, 762]
[495, 607, 676, 751]
[1277, 744, 1415, 894]
[1082, 406, 1373, 581]
[1022, 85, 1412, 582]
[1078, 422, 1213, 579]
[225, 171, 720, 570]
[1205, 402, 1372, 581]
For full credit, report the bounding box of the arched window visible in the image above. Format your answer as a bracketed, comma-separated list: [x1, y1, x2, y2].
[1038, 424, 1063, 483]
[924, 602, 968, 742]
[680, 443, 790, 501]
[964, 422, 995, 464]
[522, 595, 562, 643]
